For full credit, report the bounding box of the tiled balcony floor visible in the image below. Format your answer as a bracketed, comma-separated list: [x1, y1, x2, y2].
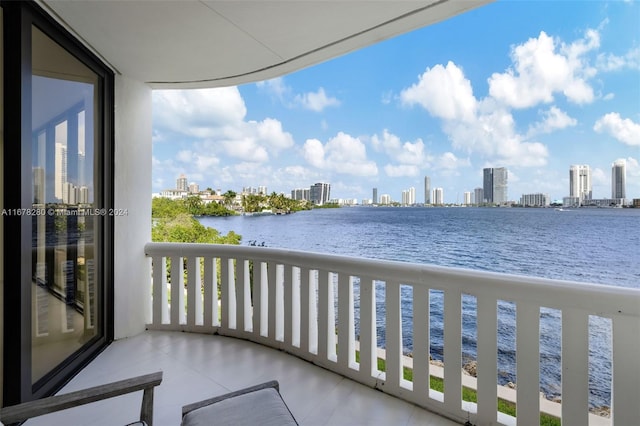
[25, 330, 458, 425]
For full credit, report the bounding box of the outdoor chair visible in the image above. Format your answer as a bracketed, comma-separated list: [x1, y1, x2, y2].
[181, 380, 298, 426]
[0, 371, 163, 426]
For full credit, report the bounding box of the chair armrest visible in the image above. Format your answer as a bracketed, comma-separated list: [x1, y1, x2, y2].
[0, 371, 163, 426]
[182, 380, 279, 416]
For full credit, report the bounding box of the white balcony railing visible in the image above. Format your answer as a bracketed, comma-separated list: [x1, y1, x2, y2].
[144, 242, 640, 426]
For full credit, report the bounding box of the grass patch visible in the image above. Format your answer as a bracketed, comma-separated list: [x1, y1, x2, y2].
[354, 350, 560, 426]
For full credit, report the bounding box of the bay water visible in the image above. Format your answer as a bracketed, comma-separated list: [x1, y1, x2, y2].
[199, 207, 640, 408]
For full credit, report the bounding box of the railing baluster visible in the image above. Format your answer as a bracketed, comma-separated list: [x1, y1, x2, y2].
[412, 284, 430, 397]
[291, 267, 301, 348]
[317, 270, 330, 361]
[385, 281, 402, 391]
[337, 273, 353, 371]
[561, 308, 589, 426]
[203, 256, 216, 327]
[359, 277, 375, 379]
[327, 273, 337, 361]
[476, 295, 497, 424]
[516, 302, 539, 425]
[284, 265, 293, 347]
[152, 256, 168, 325]
[443, 289, 462, 415]
[252, 259, 262, 337]
[267, 261, 277, 340]
[186, 256, 202, 326]
[220, 257, 235, 330]
[170, 256, 185, 326]
[299, 267, 311, 352]
[612, 314, 640, 425]
[236, 258, 246, 332]
[308, 270, 319, 355]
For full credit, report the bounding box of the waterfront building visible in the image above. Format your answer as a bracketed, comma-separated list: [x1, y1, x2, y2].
[483, 167, 508, 204]
[563, 196, 580, 207]
[569, 165, 592, 205]
[582, 198, 627, 207]
[291, 188, 310, 201]
[424, 176, 431, 204]
[612, 160, 626, 200]
[401, 187, 416, 206]
[463, 191, 472, 205]
[379, 194, 392, 205]
[188, 182, 199, 194]
[474, 187, 483, 205]
[310, 182, 331, 205]
[176, 173, 188, 191]
[372, 187, 378, 204]
[432, 187, 444, 205]
[520, 193, 550, 207]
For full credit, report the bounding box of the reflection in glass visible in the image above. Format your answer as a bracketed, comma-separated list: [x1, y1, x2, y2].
[31, 27, 100, 383]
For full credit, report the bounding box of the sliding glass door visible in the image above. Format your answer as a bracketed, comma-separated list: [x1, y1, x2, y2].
[2, 1, 113, 405]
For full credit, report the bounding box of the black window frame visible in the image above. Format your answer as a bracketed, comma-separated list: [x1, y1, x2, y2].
[2, 0, 114, 405]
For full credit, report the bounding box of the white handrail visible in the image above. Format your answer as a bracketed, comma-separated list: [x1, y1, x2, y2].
[145, 242, 640, 425]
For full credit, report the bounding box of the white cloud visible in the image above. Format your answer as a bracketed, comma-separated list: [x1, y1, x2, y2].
[258, 78, 340, 112]
[371, 129, 429, 166]
[303, 132, 378, 176]
[593, 113, 640, 146]
[294, 87, 340, 112]
[528, 106, 577, 136]
[176, 150, 194, 163]
[256, 77, 290, 100]
[597, 47, 640, 71]
[153, 88, 294, 163]
[153, 88, 246, 137]
[384, 164, 420, 177]
[603, 93, 615, 101]
[401, 61, 477, 122]
[302, 139, 326, 168]
[436, 152, 471, 171]
[488, 30, 598, 108]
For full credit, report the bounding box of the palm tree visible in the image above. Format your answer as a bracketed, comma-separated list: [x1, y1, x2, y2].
[222, 190, 237, 208]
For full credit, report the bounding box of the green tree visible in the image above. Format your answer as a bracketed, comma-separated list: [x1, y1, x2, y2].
[184, 195, 203, 215]
[223, 190, 237, 208]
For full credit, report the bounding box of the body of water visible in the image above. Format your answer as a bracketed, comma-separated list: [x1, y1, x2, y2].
[199, 207, 640, 408]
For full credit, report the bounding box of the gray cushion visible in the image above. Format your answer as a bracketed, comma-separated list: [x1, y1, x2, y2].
[182, 387, 297, 426]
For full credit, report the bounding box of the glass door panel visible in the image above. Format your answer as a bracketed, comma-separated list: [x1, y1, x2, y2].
[31, 26, 100, 384]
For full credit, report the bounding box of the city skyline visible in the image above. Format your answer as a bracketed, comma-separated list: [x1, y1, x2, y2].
[152, 1, 639, 204]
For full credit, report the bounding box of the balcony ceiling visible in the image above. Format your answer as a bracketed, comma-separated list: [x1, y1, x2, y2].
[42, 0, 491, 89]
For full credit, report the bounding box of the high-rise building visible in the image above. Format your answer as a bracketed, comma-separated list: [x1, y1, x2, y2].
[432, 187, 444, 205]
[424, 176, 431, 204]
[474, 187, 484, 205]
[188, 182, 199, 194]
[291, 188, 310, 201]
[463, 191, 471, 205]
[379, 194, 391, 205]
[372, 188, 378, 204]
[33, 167, 46, 204]
[569, 165, 592, 205]
[55, 142, 68, 201]
[612, 160, 626, 199]
[310, 182, 331, 205]
[520, 193, 550, 207]
[258, 186, 268, 195]
[483, 167, 508, 204]
[176, 174, 188, 191]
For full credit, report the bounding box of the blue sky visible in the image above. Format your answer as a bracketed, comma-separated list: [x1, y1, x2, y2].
[152, 0, 640, 204]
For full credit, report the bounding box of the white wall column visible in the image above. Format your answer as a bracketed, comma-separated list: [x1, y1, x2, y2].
[113, 75, 151, 339]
